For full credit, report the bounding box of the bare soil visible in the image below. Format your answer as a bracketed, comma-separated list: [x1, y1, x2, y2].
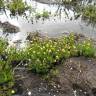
[14, 56, 96, 96]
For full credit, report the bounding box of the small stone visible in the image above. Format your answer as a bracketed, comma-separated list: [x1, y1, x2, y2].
[70, 67, 73, 70]
[84, 92, 87, 94]
[54, 85, 56, 88]
[39, 88, 41, 92]
[51, 89, 53, 91]
[80, 90, 82, 92]
[28, 91, 31, 96]
[40, 82, 43, 85]
[57, 84, 60, 88]
[48, 92, 51, 95]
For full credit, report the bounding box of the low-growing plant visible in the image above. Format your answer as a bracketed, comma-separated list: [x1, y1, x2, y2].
[7, 0, 29, 16]
[35, 13, 42, 19]
[0, 60, 14, 96]
[77, 40, 95, 57]
[7, 48, 26, 64]
[42, 10, 49, 19]
[0, 38, 7, 55]
[0, 0, 4, 10]
[26, 34, 79, 74]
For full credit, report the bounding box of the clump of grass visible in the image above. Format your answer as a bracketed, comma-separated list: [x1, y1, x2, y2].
[0, 38, 7, 54]
[7, 0, 29, 16]
[35, 10, 49, 20]
[42, 10, 49, 19]
[77, 40, 95, 57]
[0, 39, 14, 96]
[35, 13, 42, 20]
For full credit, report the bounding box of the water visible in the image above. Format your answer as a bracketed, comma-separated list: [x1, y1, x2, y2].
[0, 0, 96, 48]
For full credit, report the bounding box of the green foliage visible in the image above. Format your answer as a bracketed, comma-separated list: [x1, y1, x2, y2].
[0, 0, 4, 10]
[42, 10, 49, 19]
[35, 13, 42, 19]
[0, 34, 95, 79]
[82, 5, 96, 24]
[0, 61, 13, 84]
[0, 39, 14, 96]
[0, 60, 14, 96]
[7, 0, 29, 16]
[26, 34, 78, 74]
[77, 40, 95, 57]
[0, 38, 7, 54]
[35, 11, 49, 19]
[7, 48, 27, 63]
[26, 34, 95, 74]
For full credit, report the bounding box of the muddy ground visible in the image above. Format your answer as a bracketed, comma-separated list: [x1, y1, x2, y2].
[14, 56, 96, 96]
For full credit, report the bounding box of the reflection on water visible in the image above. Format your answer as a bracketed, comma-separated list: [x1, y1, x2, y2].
[0, 0, 96, 48]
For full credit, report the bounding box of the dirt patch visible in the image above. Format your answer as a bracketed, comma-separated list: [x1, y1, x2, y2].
[54, 57, 96, 96]
[13, 57, 96, 96]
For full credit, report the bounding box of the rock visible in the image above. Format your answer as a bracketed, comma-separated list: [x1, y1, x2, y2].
[0, 21, 20, 33]
[26, 32, 47, 41]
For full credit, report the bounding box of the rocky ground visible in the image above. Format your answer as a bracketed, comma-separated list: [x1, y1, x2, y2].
[14, 56, 96, 96]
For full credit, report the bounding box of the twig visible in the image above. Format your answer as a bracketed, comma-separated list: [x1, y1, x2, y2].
[13, 61, 23, 74]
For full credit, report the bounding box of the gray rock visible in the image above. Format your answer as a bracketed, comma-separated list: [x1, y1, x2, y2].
[0, 21, 20, 33]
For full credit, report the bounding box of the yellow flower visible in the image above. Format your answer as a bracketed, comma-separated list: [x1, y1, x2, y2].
[44, 52, 46, 54]
[41, 48, 43, 50]
[62, 49, 65, 52]
[11, 90, 15, 94]
[43, 46, 45, 49]
[87, 43, 91, 46]
[49, 50, 52, 53]
[57, 50, 59, 52]
[36, 59, 40, 62]
[54, 59, 56, 62]
[73, 46, 76, 49]
[56, 56, 59, 59]
[50, 45, 53, 48]
[33, 51, 36, 54]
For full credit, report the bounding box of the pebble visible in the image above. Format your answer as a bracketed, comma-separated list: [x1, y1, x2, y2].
[48, 92, 51, 95]
[84, 91, 87, 94]
[51, 89, 53, 91]
[80, 90, 82, 92]
[57, 84, 60, 88]
[28, 91, 31, 96]
[54, 85, 56, 88]
[70, 67, 73, 70]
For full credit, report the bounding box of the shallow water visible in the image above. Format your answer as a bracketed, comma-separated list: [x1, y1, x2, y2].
[0, 0, 96, 48]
